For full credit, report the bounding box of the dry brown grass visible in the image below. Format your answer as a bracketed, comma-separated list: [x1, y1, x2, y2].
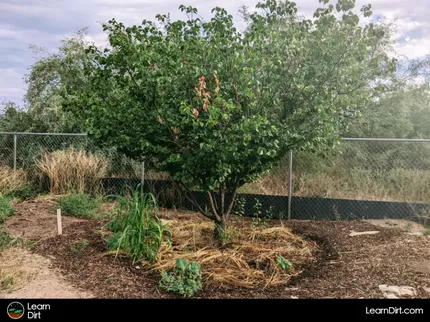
[240, 167, 430, 203]
[36, 148, 108, 195]
[0, 167, 28, 194]
[0, 248, 37, 293]
[148, 216, 315, 289]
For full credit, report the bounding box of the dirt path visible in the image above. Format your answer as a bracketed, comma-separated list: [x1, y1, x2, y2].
[1, 197, 93, 299]
[0, 248, 91, 299]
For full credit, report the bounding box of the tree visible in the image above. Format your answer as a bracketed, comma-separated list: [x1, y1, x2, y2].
[63, 0, 397, 236]
[18, 29, 93, 133]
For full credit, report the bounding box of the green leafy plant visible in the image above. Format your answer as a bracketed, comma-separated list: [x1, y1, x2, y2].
[251, 199, 272, 227]
[70, 239, 89, 255]
[106, 187, 168, 263]
[0, 196, 15, 224]
[58, 194, 101, 218]
[233, 197, 246, 218]
[277, 255, 293, 270]
[159, 258, 202, 297]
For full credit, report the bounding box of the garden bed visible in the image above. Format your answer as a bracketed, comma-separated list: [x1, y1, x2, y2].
[2, 199, 430, 298]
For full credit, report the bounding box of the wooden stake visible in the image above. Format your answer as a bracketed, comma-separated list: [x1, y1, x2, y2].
[57, 209, 62, 235]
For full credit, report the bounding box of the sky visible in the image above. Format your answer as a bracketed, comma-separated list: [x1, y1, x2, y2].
[0, 0, 429, 106]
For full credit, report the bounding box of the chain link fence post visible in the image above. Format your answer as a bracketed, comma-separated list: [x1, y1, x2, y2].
[287, 150, 293, 220]
[13, 134, 17, 171]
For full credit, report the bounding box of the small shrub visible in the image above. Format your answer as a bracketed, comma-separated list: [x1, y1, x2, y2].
[36, 148, 108, 194]
[159, 258, 202, 297]
[106, 187, 168, 263]
[58, 194, 101, 218]
[0, 196, 15, 223]
[277, 255, 293, 270]
[5, 185, 41, 201]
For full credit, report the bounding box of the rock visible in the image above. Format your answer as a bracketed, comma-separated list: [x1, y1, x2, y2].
[349, 231, 380, 237]
[290, 296, 298, 299]
[422, 287, 430, 295]
[135, 266, 141, 270]
[379, 285, 416, 297]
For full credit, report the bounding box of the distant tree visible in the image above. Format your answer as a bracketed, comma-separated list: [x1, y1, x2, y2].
[3, 29, 94, 133]
[64, 0, 397, 237]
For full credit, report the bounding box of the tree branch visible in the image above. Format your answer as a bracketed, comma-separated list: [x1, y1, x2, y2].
[174, 181, 215, 221]
[207, 192, 222, 222]
[224, 189, 238, 218]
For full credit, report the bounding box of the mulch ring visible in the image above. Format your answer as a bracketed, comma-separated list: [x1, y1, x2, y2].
[33, 216, 430, 298]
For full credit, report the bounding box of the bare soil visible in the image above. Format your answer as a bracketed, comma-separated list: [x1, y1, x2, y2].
[6, 197, 86, 240]
[2, 200, 430, 299]
[0, 248, 91, 299]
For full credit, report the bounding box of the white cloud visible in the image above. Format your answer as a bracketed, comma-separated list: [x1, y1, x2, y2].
[0, 68, 26, 103]
[395, 38, 430, 59]
[0, 0, 430, 105]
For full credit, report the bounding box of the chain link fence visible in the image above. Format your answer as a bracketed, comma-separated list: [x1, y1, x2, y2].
[1, 132, 429, 222]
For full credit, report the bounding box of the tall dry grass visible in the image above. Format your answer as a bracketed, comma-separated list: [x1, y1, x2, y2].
[36, 148, 108, 195]
[242, 167, 430, 202]
[0, 167, 28, 194]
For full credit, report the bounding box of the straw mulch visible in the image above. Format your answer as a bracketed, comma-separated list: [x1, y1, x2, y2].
[149, 218, 316, 289]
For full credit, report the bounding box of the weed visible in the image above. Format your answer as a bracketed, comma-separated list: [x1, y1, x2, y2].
[71, 239, 89, 255]
[0, 196, 15, 224]
[0, 271, 15, 291]
[424, 230, 430, 236]
[252, 199, 271, 227]
[277, 255, 293, 270]
[58, 194, 101, 218]
[159, 258, 202, 297]
[233, 196, 246, 217]
[216, 223, 240, 244]
[0, 231, 23, 251]
[106, 186, 169, 263]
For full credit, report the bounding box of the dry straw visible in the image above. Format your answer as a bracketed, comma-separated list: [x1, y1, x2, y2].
[150, 217, 315, 289]
[36, 147, 108, 195]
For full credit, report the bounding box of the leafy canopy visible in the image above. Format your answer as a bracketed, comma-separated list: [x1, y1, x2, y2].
[64, 0, 397, 215]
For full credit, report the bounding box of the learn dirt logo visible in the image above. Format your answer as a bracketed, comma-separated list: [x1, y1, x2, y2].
[7, 302, 25, 319]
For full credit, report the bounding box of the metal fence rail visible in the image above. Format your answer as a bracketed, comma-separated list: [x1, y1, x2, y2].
[1, 132, 429, 222]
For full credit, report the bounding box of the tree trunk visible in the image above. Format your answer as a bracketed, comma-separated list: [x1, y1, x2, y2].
[213, 219, 225, 241]
[177, 181, 238, 243]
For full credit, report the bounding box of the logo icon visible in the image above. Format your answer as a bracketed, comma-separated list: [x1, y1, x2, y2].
[7, 302, 25, 319]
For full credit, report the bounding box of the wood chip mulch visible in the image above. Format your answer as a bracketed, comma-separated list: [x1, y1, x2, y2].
[30, 214, 430, 299]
